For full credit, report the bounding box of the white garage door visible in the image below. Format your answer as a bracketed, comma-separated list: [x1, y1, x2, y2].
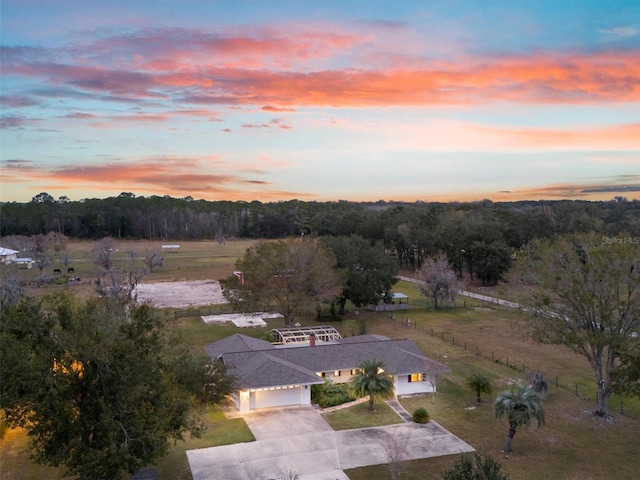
[251, 387, 301, 410]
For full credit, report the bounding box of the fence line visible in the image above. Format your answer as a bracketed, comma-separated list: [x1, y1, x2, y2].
[388, 313, 639, 420]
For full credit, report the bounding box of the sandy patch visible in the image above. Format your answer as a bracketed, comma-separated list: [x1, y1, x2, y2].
[134, 280, 226, 308]
[201, 312, 283, 327]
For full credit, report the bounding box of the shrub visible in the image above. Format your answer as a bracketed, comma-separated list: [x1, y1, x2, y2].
[465, 372, 493, 403]
[412, 407, 430, 423]
[311, 380, 353, 408]
[441, 454, 509, 480]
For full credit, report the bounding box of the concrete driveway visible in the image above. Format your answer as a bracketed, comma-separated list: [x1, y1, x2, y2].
[187, 406, 474, 480]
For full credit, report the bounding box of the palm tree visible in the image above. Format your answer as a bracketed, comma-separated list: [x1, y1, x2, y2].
[349, 359, 395, 412]
[465, 372, 493, 403]
[494, 381, 545, 454]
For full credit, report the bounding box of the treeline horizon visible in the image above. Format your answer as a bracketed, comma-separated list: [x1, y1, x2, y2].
[2, 192, 638, 282]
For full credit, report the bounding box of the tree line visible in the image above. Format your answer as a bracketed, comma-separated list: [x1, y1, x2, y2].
[2, 193, 638, 283]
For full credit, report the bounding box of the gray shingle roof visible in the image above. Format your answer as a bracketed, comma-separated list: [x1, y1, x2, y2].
[204, 334, 273, 360]
[206, 334, 450, 390]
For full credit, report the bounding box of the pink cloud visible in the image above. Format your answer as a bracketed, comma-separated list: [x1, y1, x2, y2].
[5, 28, 638, 107]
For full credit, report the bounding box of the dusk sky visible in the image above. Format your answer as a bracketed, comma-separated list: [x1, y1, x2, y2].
[1, 0, 639, 203]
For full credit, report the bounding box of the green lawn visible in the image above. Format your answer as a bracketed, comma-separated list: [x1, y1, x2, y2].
[322, 401, 404, 431]
[152, 406, 255, 480]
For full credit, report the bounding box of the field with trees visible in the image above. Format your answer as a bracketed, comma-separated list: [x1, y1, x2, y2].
[1, 197, 639, 479]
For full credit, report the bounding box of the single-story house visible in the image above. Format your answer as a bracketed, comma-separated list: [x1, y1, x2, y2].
[205, 330, 450, 412]
[0, 247, 19, 264]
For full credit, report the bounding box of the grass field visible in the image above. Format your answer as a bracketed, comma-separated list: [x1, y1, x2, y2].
[2, 239, 639, 479]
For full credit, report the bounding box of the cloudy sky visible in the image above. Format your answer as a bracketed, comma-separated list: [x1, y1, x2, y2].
[1, 0, 638, 203]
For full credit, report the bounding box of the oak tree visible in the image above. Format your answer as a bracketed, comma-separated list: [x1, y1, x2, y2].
[322, 235, 397, 314]
[517, 233, 640, 416]
[0, 293, 234, 480]
[224, 238, 342, 326]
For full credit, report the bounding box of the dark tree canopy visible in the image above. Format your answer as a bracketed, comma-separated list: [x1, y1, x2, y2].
[611, 349, 640, 398]
[322, 235, 398, 314]
[0, 294, 234, 480]
[224, 238, 342, 326]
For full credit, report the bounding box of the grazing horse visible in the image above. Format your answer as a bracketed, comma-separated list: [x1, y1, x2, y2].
[67, 267, 75, 273]
[53, 268, 61, 274]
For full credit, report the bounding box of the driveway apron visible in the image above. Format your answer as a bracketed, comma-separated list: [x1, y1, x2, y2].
[187, 406, 474, 480]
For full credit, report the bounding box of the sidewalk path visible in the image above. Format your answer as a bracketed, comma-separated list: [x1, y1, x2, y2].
[385, 399, 413, 422]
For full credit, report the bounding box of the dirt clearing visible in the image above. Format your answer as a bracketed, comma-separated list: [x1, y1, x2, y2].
[134, 280, 226, 308]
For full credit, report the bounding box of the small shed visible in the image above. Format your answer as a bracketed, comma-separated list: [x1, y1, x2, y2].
[162, 244, 180, 253]
[0, 247, 19, 264]
[368, 292, 409, 312]
[14, 257, 34, 269]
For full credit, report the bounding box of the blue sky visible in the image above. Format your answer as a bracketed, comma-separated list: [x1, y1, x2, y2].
[1, 0, 638, 203]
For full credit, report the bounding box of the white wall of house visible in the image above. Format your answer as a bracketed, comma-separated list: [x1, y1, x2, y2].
[1, 254, 17, 264]
[324, 370, 357, 385]
[235, 384, 313, 412]
[396, 374, 436, 396]
[325, 369, 436, 396]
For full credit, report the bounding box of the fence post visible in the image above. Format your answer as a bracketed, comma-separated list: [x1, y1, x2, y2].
[464, 341, 467, 350]
[575, 384, 578, 396]
[452, 336, 454, 346]
[621, 402, 624, 415]
[556, 376, 558, 387]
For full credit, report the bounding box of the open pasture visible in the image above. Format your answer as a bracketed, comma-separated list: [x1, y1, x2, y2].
[2, 240, 639, 480]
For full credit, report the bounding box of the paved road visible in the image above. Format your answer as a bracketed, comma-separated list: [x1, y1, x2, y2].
[187, 406, 474, 480]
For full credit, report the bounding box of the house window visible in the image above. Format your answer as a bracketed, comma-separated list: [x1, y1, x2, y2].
[334, 370, 341, 377]
[320, 372, 326, 378]
[350, 369, 358, 375]
[408, 373, 425, 383]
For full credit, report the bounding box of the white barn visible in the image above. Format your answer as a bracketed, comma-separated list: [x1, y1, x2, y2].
[0, 247, 19, 264]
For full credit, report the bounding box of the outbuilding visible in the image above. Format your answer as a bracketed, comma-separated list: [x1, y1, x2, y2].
[0, 247, 19, 264]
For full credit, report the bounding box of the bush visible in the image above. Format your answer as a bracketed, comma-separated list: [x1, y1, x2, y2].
[442, 454, 509, 480]
[311, 380, 353, 408]
[412, 407, 430, 423]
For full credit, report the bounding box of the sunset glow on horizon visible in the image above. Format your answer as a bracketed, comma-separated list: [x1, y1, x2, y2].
[1, 1, 638, 203]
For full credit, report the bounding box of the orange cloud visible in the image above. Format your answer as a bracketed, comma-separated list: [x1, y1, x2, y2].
[0, 155, 307, 201]
[170, 51, 640, 107]
[5, 29, 639, 107]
